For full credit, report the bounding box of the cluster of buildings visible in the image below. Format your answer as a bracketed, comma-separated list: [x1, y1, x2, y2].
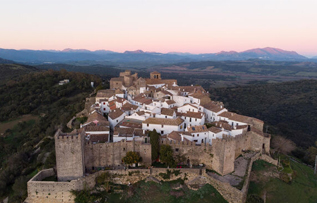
[83, 70, 263, 146]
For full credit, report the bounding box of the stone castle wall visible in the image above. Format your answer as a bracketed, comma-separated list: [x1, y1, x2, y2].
[84, 140, 152, 170]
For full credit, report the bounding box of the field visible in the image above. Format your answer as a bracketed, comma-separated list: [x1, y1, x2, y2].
[0, 114, 38, 135]
[247, 159, 317, 203]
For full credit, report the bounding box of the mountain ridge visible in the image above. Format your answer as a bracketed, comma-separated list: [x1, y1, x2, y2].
[0, 47, 309, 64]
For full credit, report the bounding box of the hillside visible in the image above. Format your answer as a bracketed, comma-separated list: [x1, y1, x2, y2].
[0, 63, 38, 84]
[208, 80, 317, 154]
[0, 70, 104, 202]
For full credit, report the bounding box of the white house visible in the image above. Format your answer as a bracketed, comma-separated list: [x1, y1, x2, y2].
[108, 109, 126, 129]
[155, 108, 176, 119]
[185, 125, 211, 145]
[177, 103, 199, 113]
[113, 127, 134, 142]
[142, 117, 184, 135]
[203, 102, 227, 122]
[177, 112, 205, 128]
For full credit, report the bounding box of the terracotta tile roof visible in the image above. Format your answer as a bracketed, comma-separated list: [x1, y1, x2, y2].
[177, 112, 204, 119]
[143, 117, 184, 126]
[167, 131, 182, 142]
[89, 134, 109, 143]
[160, 90, 172, 96]
[218, 112, 260, 124]
[161, 108, 175, 116]
[212, 121, 232, 131]
[118, 127, 134, 137]
[165, 100, 176, 105]
[136, 111, 145, 116]
[151, 71, 160, 74]
[187, 125, 208, 133]
[133, 94, 152, 105]
[116, 98, 126, 103]
[109, 103, 116, 110]
[84, 111, 108, 126]
[208, 126, 222, 133]
[203, 102, 224, 113]
[121, 103, 138, 111]
[236, 125, 248, 129]
[108, 109, 125, 120]
[134, 128, 145, 137]
[119, 118, 143, 128]
[85, 125, 110, 132]
[146, 79, 166, 85]
[172, 85, 206, 93]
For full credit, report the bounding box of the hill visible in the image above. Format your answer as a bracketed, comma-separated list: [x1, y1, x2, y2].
[0, 63, 38, 84]
[208, 79, 317, 149]
[0, 70, 104, 202]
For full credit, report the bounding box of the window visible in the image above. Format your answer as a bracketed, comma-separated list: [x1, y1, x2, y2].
[190, 118, 192, 122]
[197, 134, 199, 137]
[123, 148, 125, 151]
[165, 116, 167, 118]
[147, 123, 149, 127]
[116, 120, 118, 122]
[103, 108, 106, 111]
[192, 134, 194, 137]
[162, 124, 164, 128]
[195, 118, 197, 121]
[175, 148, 179, 152]
[161, 131, 164, 134]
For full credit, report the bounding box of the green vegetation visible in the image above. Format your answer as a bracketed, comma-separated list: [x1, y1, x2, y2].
[209, 79, 317, 164]
[122, 151, 141, 165]
[0, 63, 38, 84]
[0, 69, 102, 202]
[72, 179, 227, 203]
[160, 145, 176, 168]
[159, 169, 182, 180]
[247, 159, 317, 203]
[150, 130, 160, 161]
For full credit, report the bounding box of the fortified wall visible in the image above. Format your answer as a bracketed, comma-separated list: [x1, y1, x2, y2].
[163, 128, 270, 175]
[84, 139, 152, 170]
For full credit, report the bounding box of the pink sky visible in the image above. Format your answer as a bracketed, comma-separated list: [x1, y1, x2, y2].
[0, 0, 316, 56]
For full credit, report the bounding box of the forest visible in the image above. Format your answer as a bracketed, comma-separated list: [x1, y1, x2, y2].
[0, 69, 104, 202]
[208, 80, 317, 164]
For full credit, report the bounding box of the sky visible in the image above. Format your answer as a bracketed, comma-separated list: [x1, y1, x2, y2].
[0, 0, 316, 56]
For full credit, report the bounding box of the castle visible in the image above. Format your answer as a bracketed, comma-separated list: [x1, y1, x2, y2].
[26, 70, 271, 203]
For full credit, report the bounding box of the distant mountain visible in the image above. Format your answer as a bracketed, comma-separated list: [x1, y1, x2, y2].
[240, 47, 306, 60]
[0, 47, 309, 64]
[124, 50, 144, 54]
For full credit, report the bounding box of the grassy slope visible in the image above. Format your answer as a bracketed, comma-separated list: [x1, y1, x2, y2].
[74, 179, 228, 203]
[248, 159, 317, 203]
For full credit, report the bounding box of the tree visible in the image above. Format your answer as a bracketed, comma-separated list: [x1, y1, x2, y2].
[122, 151, 141, 165]
[160, 145, 175, 167]
[271, 135, 296, 155]
[150, 130, 160, 161]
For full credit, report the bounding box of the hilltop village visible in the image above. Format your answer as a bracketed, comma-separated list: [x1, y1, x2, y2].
[26, 70, 272, 203]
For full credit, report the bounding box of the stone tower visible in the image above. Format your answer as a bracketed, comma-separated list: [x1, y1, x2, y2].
[150, 71, 161, 80]
[55, 129, 85, 181]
